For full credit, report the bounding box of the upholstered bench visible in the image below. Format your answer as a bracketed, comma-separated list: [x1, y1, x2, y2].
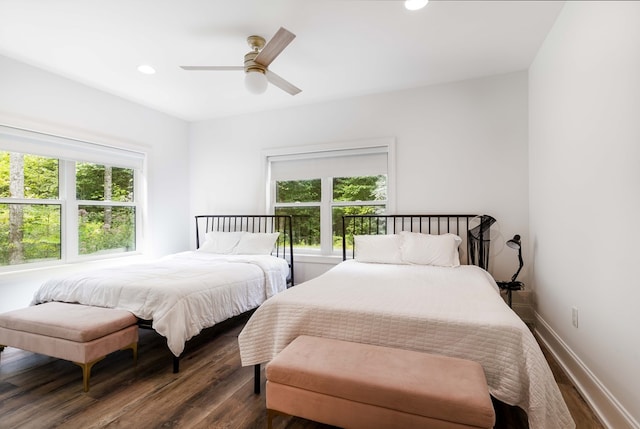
[266, 336, 495, 429]
[0, 302, 138, 392]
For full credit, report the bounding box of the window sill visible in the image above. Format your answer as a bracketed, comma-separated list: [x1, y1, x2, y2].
[293, 253, 344, 265]
[0, 253, 146, 277]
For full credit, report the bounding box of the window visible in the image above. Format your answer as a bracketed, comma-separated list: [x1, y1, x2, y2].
[0, 125, 144, 269]
[266, 139, 394, 255]
[76, 163, 136, 255]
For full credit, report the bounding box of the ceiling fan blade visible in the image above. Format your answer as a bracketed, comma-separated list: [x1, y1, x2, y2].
[255, 27, 295, 67]
[266, 70, 301, 96]
[180, 66, 243, 71]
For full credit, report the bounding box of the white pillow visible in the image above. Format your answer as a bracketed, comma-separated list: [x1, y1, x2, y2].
[354, 234, 404, 264]
[234, 232, 280, 255]
[199, 231, 246, 254]
[400, 231, 462, 267]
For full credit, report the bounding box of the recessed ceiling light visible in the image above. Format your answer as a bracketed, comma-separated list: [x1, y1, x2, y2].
[137, 64, 156, 75]
[405, 0, 428, 11]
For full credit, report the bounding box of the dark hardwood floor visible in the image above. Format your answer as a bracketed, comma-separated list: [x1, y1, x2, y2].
[0, 314, 603, 429]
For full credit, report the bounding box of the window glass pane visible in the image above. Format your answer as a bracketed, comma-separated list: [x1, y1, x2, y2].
[332, 205, 386, 251]
[76, 163, 134, 202]
[78, 206, 136, 255]
[276, 179, 321, 203]
[333, 175, 387, 202]
[0, 203, 61, 266]
[275, 206, 320, 250]
[0, 151, 59, 199]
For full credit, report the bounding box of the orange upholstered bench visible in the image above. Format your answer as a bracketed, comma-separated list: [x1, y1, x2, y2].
[266, 336, 495, 429]
[0, 302, 138, 392]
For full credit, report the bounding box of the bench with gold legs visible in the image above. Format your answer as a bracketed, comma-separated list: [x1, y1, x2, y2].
[0, 302, 138, 392]
[266, 336, 495, 429]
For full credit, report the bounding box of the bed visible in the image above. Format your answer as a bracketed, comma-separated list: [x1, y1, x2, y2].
[31, 214, 294, 371]
[237, 214, 574, 429]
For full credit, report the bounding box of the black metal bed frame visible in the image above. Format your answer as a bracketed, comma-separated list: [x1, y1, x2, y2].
[252, 213, 495, 395]
[341, 214, 495, 269]
[139, 214, 294, 373]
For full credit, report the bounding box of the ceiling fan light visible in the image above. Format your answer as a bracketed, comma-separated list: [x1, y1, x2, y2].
[405, 0, 428, 11]
[137, 64, 156, 75]
[245, 71, 268, 94]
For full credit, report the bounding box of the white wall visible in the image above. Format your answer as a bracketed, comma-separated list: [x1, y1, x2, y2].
[530, 2, 640, 428]
[0, 55, 191, 312]
[190, 71, 529, 285]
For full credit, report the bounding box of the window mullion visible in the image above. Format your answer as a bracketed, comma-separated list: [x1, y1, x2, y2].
[320, 177, 333, 255]
[274, 202, 321, 208]
[76, 200, 134, 207]
[135, 168, 144, 255]
[331, 200, 388, 208]
[61, 160, 78, 261]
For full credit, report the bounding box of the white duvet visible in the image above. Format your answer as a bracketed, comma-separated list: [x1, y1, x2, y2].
[238, 259, 574, 429]
[32, 251, 289, 356]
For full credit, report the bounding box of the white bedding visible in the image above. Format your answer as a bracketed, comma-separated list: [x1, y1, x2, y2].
[238, 259, 574, 429]
[32, 251, 289, 356]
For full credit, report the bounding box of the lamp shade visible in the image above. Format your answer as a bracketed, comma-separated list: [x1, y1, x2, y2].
[245, 71, 268, 94]
[506, 234, 521, 250]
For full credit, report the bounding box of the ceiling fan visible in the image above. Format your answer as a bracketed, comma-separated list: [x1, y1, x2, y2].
[180, 27, 301, 96]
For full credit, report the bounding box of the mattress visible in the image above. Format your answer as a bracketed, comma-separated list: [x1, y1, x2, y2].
[238, 259, 574, 429]
[32, 251, 289, 356]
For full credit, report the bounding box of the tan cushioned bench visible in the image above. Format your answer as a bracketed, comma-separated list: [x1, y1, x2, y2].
[0, 302, 138, 392]
[266, 336, 495, 429]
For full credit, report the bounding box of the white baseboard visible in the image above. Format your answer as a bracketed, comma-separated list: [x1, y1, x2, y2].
[534, 313, 639, 429]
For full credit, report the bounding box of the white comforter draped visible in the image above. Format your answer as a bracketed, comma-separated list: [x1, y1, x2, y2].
[32, 251, 289, 356]
[238, 260, 574, 429]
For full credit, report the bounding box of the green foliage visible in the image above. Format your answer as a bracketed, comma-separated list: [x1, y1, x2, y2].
[0, 152, 58, 199]
[276, 179, 320, 203]
[275, 206, 321, 248]
[0, 204, 61, 265]
[78, 206, 135, 255]
[76, 163, 134, 202]
[332, 205, 385, 250]
[24, 155, 58, 199]
[0, 152, 9, 197]
[333, 175, 386, 201]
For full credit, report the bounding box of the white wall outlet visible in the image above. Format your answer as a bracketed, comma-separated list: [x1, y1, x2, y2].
[571, 306, 579, 328]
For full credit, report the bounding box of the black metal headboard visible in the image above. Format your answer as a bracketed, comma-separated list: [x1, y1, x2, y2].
[342, 214, 495, 269]
[195, 215, 294, 285]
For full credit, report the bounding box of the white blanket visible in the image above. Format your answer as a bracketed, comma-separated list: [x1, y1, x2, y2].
[238, 260, 574, 429]
[32, 251, 289, 356]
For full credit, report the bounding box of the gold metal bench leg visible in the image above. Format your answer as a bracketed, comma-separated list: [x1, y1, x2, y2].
[72, 341, 137, 392]
[74, 357, 105, 392]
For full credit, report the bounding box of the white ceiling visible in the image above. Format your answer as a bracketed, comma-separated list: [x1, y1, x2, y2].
[0, 0, 564, 122]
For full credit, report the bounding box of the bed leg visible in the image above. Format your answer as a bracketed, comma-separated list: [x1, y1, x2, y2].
[173, 356, 180, 373]
[254, 363, 261, 394]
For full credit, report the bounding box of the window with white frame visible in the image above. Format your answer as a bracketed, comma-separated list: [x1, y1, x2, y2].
[0, 125, 144, 268]
[266, 139, 394, 255]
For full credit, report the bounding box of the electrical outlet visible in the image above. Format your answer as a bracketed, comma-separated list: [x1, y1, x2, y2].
[571, 307, 579, 328]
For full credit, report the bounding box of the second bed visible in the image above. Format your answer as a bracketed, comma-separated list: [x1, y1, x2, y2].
[238, 214, 574, 429]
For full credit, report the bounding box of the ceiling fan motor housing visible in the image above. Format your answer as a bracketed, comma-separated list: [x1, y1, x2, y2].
[244, 51, 266, 74]
[244, 35, 267, 74]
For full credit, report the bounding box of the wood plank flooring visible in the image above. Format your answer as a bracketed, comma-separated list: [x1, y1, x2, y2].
[0, 314, 604, 429]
